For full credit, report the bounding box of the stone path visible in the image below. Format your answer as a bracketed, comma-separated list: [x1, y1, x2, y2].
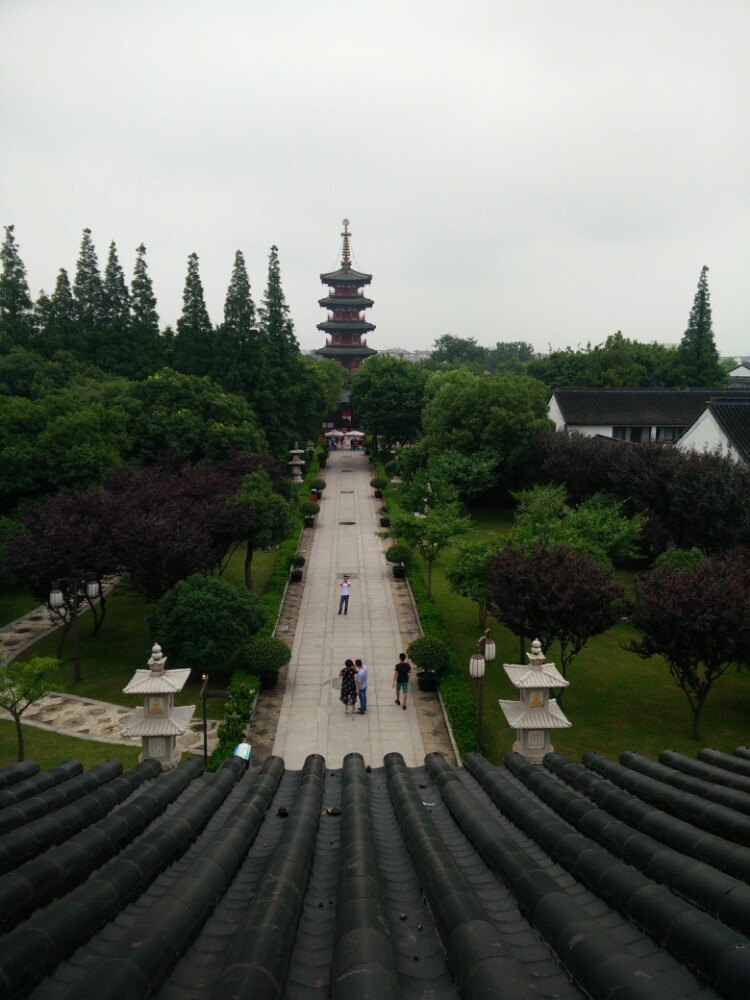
[273, 449, 427, 769]
[0, 691, 217, 754]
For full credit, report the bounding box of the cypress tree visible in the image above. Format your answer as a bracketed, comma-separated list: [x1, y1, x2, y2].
[174, 252, 214, 375]
[220, 250, 260, 395]
[73, 228, 104, 362]
[100, 241, 132, 374]
[0, 225, 33, 349]
[40, 268, 78, 355]
[130, 243, 162, 378]
[677, 266, 725, 386]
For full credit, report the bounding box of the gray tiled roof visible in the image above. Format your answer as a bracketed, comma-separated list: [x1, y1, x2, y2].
[3, 746, 750, 997]
[554, 387, 750, 426]
[709, 400, 750, 463]
[320, 264, 372, 284]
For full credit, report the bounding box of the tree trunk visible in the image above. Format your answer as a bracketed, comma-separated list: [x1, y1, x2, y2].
[56, 621, 71, 659]
[691, 698, 706, 742]
[244, 544, 254, 592]
[13, 712, 24, 762]
[478, 600, 486, 630]
[426, 560, 433, 600]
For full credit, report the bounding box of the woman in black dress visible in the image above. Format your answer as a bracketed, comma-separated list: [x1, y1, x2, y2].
[340, 658, 357, 714]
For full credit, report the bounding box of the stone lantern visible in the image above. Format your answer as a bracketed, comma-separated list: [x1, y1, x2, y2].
[289, 442, 305, 485]
[499, 639, 571, 764]
[121, 643, 194, 770]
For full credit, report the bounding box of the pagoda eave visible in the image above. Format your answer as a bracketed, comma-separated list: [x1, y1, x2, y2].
[315, 345, 377, 359]
[320, 267, 372, 285]
[318, 296, 374, 310]
[317, 320, 376, 334]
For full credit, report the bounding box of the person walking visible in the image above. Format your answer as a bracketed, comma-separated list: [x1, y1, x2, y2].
[393, 652, 412, 710]
[355, 659, 368, 714]
[338, 575, 351, 615]
[340, 658, 357, 715]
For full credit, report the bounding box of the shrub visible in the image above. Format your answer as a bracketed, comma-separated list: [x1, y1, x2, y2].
[145, 573, 266, 672]
[287, 553, 306, 569]
[370, 476, 388, 490]
[653, 547, 706, 572]
[407, 635, 452, 677]
[385, 543, 413, 566]
[235, 635, 292, 675]
[301, 500, 320, 516]
[310, 478, 326, 491]
[206, 670, 260, 771]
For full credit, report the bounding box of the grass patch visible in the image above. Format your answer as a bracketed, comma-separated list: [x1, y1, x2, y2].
[0, 586, 38, 628]
[0, 719, 140, 771]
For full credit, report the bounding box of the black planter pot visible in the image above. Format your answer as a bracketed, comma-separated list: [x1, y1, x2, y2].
[289, 569, 303, 582]
[374, 489, 383, 499]
[259, 669, 279, 690]
[392, 564, 406, 579]
[304, 516, 315, 528]
[416, 670, 438, 692]
[380, 517, 391, 528]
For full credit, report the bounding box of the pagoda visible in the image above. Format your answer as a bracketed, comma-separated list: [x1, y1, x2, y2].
[315, 219, 376, 372]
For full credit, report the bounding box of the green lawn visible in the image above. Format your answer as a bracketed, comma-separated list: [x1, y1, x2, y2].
[0, 719, 141, 771]
[0, 586, 38, 628]
[426, 506, 750, 763]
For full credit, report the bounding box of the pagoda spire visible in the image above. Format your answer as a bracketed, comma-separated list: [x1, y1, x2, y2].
[341, 218, 352, 266]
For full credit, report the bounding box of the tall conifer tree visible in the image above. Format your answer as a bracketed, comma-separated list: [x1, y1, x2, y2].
[174, 252, 214, 375]
[130, 243, 162, 378]
[677, 266, 725, 386]
[73, 228, 104, 362]
[0, 225, 33, 349]
[100, 241, 132, 374]
[39, 268, 78, 355]
[220, 250, 260, 395]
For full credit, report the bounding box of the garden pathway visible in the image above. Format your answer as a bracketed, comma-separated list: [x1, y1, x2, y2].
[273, 448, 427, 769]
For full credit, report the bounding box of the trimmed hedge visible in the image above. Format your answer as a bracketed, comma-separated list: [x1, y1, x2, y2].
[375, 458, 477, 757]
[206, 670, 261, 770]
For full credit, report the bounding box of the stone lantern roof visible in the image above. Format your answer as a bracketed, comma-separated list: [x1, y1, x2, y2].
[503, 638, 568, 690]
[122, 643, 191, 695]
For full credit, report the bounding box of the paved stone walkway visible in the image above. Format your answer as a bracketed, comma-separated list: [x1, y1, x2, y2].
[273, 449, 427, 768]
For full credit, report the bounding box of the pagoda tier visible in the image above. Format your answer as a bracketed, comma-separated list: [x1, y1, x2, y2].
[318, 294, 374, 310]
[315, 220, 377, 373]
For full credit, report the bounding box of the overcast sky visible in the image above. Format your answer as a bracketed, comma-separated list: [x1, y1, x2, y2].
[2, 1, 749, 355]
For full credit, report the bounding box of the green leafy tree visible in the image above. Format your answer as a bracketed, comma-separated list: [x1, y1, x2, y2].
[350, 354, 428, 452]
[431, 334, 489, 368]
[527, 332, 679, 389]
[73, 228, 104, 363]
[174, 252, 214, 376]
[676, 266, 726, 387]
[653, 547, 706, 573]
[446, 539, 502, 627]
[145, 573, 266, 672]
[0, 656, 60, 761]
[0, 225, 33, 348]
[235, 469, 294, 591]
[100, 241, 132, 374]
[129, 243, 163, 378]
[125, 368, 266, 464]
[220, 249, 261, 396]
[0, 516, 22, 588]
[391, 502, 470, 598]
[488, 341, 535, 373]
[38, 269, 78, 355]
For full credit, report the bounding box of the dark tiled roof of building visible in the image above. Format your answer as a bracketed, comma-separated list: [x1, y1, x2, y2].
[320, 264, 372, 285]
[709, 400, 750, 463]
[2, 747, 750, 998]
[553, 387, 750, 427]
[315, 344, 377, 359]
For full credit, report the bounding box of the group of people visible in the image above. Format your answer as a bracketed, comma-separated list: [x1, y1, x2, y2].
[339, 652, 412, 715]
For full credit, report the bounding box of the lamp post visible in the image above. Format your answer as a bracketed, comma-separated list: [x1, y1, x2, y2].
[469, 628, 495, 753]
[49, 575, 100, 683]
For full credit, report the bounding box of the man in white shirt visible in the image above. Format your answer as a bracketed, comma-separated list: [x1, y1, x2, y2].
[338, 575, 351, 615]
[355, 659, 368, 714]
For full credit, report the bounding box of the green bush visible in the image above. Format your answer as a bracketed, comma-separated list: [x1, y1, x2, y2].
[206, 669, 260, 771]
[287, 553, 306, 569]
[145, 574, 266, 672]
[234, 635, 291, 675]
[310, 478, 326, 491]
[407, 635, 452, 677]
[370, 476, 388, 490]
[301, 500, 320, 516]
[653, 547, 706, 572]
[385, 543, 413, 566]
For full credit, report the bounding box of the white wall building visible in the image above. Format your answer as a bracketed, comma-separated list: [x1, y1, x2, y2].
[677, 400, 750, 466]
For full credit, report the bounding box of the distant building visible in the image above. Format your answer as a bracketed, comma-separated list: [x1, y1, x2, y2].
[315, 219, 376, 373]
[379, 347, 433, 363]
[548, 387, 750, 443]
[677, 399, 750, 466]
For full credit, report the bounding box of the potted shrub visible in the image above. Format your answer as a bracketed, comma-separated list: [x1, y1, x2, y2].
[235, 635, 292, 690]
[370, 476, 388, 499]
[407, 635, 451, 692]
[301, 500, 320, 528]
[385, 543, 412, 579]
[379, 505, 391, 528]
[288, 553, 305, 582]
[319, 450, 328, 469]
[310, 478, 326, 497]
